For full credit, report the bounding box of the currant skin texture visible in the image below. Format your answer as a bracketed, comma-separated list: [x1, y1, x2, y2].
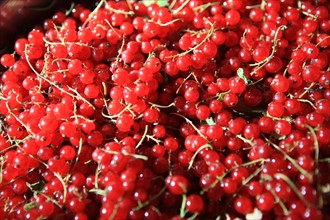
[0, 0, 330, 219]
[185, 194, 204, 214]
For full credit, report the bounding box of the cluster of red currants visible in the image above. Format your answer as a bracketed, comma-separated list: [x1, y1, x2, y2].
[0, 0, 329, 219]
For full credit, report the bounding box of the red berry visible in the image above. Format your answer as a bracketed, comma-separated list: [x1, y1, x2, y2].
[186, 194, 204, 213]
[165, 175, 190, 195]
[234, 196, 254, 215]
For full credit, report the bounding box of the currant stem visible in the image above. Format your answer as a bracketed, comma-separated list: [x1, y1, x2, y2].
[306, 125, 322, 208]
[264, 136, 313, 180]
[89, 188, 106, 196]
[245, 4, 262, 9]
[124, 153, 148, 161]
[109, 197, 122, 220]
[316, 35, 330, 47]
[297, 99, 317, 110]
[94, 162, 101, 189]
[102, 149, 148, 161]
[132, 186, 166, 211]
[24, 202, 38, 211]
[169, 0, 177, 9]
[103, 103, 134, 120]
[125, 0, 133, 11]
[222, 162, 265, 216]
[115, 36, 126, 65]
[168, 152, 172, 176]
[242, 163, 265, 186]
[26, 50, 96, 110]
[38, 192, 63, 208]
[82, 0, 106, 28]
[146, 135, 162, 145]
[169, 21, 215, 59]
[157, 18, 183, 26]
[274, 173, 312, 207]
[267, 186, 290, 216]
[319, 157, 330, 162]
[135, 125, 148, 149]
[180, 194, 187, 218]
[65, 2, 75, 16]
[301, 11, 317, 19]
[148, 102, 174, 109]
[104, 19, 122, 37]
[67, 86, 96, 109]
[260, 0, 266, 10]
[187, 213, 199, 220]
[175, 72, 200, 94]
[172, 113, 207, 139]
[107, 6, 134, 16]
[172, 0, 190, 15]
[298, 82, 316, 99]
[236, 134, 254, 146]
[5, 102, 36, 136]
[193, 2, 220, 12]
[188, 144, 213, 170]
[200, 158, 265, 195]
[72, 138, 83, 172]
[216, 90, 231, 101]
[250, 25, 287, 67]
[53, 172, 68, 204]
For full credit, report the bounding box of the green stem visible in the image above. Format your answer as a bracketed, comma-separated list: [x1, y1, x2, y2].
[169, 21, 215, 59]
[53, 172, 68, 204]
[306, 125, 322, 208]
[173, 0, 190, 15]
[187, 213, 199, 220]
[297, 99, 317, 110]
[102, 149, 148, 161]
[236, 134, 254, 146]
[242, 163, 265, 186]
[82, 0, 106, 28]
[172, 113, 207, 139]
[89, 188, 107, 197]
[319, 157, 330, 162]
[135, 125, 148, 149]
[298, 82, 315, 99]
[264, 137, 313, 180]
[132, 186, 166, 211]
[180, 194, 187, 218]
[148, 102, 174, 109]
[274, 173, 311, 207]
[188, 144, 213, 170]
[193, 2, 220, 12]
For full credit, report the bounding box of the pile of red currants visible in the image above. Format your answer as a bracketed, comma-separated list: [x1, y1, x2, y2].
[0, 0, 329, 219]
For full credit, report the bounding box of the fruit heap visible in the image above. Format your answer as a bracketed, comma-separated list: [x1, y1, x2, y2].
[0, 0, 329, 219]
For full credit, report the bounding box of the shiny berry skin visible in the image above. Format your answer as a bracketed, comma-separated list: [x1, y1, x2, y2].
[196, 105, 210, 120]
[222, 177, 238, 195]
[267, 101, 285, 117]
[1, 54, 15, 67]
[271, 75, 290, 93]
[247, 181, 263, 197]
[257, 191, 275, 212]
[234, 196, 254, 215]
[165, 175, 190, 195]
[186, 194, 204, 213]
[116, 113, 134, 132]
[302, 65, 322, 82]
[0, 1, 328, 219]
[225, 9, 241, 26]
[316, 99, 330, 117]
[274, 120, 292, 136]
